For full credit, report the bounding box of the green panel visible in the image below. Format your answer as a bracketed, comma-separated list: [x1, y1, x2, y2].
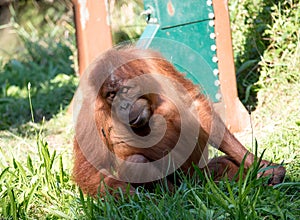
[154, 21, 217, 72]
[144, 0, 214, 29]
[137, 0, 220, 102]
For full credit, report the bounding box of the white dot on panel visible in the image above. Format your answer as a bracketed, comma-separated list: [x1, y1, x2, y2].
[213, 69, 219, 76]
[214, 80, 220, 86]
[206, 0, 212, 6]
[211, 45, 217, 51]
[215, 93, 222, 100]
[208, 13, 215, 19]
[210, 33, 216, 39]
[212, 56, 218, 63]
[209, 20, 215, 27]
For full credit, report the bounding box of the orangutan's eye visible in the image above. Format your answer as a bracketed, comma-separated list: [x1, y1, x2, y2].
[106, 91, 116, 99]
[104, 91, 117, 104]
[120, 86, 130, 94]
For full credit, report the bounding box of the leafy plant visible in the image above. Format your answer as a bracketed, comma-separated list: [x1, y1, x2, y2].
[0, 10, 77, 130]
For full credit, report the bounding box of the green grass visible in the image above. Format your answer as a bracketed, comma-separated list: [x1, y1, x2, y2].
[0, 0, 300, 219]
[1, 137, 299, 219]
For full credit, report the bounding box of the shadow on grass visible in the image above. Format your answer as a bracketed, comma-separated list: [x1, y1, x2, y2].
[0, 40, 77, 130]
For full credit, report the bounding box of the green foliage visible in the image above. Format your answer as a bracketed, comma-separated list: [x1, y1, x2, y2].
[109, 0, 146, 44]
[1, 138, 299, 219]
[56, 153, 300, 219]
[0, 4, 77, 130]
[230, 0, 300, 107]
[258, 2, 300, 89]
[0, 137, 76, 219]
[230, 0, 300, 189]
[0, 50, 78, 129]
[12, 0, 73, 39]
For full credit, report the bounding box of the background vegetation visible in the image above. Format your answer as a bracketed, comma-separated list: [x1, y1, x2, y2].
[0, 0, 299, 219]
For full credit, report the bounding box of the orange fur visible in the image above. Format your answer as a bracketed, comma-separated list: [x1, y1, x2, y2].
[73, 48, 285, 197]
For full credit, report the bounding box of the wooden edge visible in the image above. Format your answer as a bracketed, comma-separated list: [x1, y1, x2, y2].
[213, 0, 250, 132]
[69, 0, 113, 114]
[73, 0, 112, 75]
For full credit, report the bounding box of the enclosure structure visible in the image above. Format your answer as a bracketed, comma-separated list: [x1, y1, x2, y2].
[73, 0, 113, 75]
[72, 0, 250, 132]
